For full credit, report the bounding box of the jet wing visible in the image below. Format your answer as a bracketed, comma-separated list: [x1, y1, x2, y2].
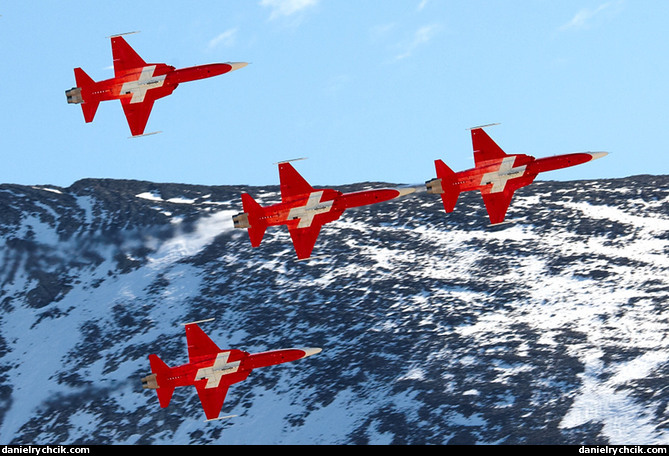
[195, 383, 230, 421]
[111, 36, 148, 77]
[120, 95, 155, 136]
[481, 190, 515, 225]
[185, 323, 222, 363]
[279, 162, 314, 202]
[288, 224, 322, 260]
[471, 127, 508, 167]
[480, 175, 535, 224]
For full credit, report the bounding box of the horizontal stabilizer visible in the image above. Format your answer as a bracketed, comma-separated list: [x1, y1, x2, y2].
[440, 192, 460, 214]
[72, 68, 100, 122]
[149, 353, 171, 374]
[155, 385, 175, 409]
[74, 67, 96, 89]
[147, 354, 174, 408]
[435, 159, 455, 180]
[433, 159, 460, 213]
[241, 192, 263, 215]
[240, 193, 267, 247]
[80, 100, 100, 124]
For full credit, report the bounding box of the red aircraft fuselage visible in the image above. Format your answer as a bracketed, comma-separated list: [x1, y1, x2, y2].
[233, 161, 415, 259]
[142, 321, 321, 421]
[80, 63, 236, 104]
[426, 126, 607, 224]
[439, 151, 602, 194]
[252, 187, 409, 229]
[67, 35, 247, 136]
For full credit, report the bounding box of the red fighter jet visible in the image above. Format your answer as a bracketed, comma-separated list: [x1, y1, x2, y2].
[232, 159, 416, 259]
[141, 318, 321, 421]
[426, 124, 608, 224]
[66, 33, 247, 136]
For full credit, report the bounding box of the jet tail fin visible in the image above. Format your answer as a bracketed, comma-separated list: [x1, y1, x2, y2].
[428, 159, 460, 213]
[236, 193, 267, 247]
[146, 354, 175, 408]
[71, 68, 100, 123]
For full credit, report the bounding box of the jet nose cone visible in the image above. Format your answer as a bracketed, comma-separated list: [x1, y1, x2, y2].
[588, 151, 608, 160]
[226, 62, 249, 72]
[395, 186, 417, 197]
[299, 347, 322, 359]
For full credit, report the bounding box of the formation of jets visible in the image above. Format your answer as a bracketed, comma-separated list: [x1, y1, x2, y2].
[64, 35, 608, 421]
[231, 128, 607, 259]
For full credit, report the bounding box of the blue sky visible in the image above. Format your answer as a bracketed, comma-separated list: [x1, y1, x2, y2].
[1, 1, 667, 188]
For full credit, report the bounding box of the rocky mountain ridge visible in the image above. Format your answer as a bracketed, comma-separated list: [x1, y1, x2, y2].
[0, 174, 666, 444]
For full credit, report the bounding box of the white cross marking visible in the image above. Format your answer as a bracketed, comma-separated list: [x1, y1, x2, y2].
[120, 65, 166, 103]
[480, 156, 527, 193]
[287, 191, 334, 228]
[195, 352, 241, 389]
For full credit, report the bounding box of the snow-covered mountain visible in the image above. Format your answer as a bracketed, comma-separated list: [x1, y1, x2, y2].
[0, 175, 667, 445]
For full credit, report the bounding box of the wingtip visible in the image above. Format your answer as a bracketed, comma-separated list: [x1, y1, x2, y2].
[128, 131, 162, 139]
[274, 157, 308, 165]
[468, 122, 500, 131]
[181, 317, 215, 326]
[107, 31, 141, 39]
[205, 414, 238, 422]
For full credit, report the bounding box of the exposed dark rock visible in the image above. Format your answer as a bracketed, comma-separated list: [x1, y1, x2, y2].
[0, 175, 666, 444]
